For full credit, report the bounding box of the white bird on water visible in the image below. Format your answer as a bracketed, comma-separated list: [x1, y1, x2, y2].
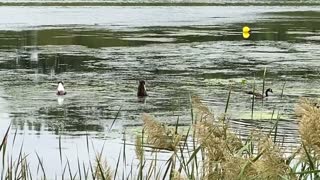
[56, 81, 67, 96]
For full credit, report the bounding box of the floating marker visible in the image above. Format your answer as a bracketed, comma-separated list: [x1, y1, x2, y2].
[242, 32, 250, 39]
[242, 26, 251, 33]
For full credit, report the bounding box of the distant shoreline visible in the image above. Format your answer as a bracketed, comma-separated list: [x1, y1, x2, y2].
[0, 2, 319, 6]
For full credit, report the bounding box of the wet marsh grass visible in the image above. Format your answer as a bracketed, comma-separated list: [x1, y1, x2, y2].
[1, 95, 320, 179]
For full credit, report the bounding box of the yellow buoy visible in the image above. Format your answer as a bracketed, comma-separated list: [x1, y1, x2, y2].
[242, 32, 250, 39]
[242, 26, 251, 33]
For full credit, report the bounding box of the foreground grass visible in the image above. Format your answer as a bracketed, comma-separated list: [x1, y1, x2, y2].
[1, 96, 320, 179]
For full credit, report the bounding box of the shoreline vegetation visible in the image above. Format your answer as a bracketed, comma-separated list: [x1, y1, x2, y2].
[0, 2, 320, 6]
[1, 94, 320, 179]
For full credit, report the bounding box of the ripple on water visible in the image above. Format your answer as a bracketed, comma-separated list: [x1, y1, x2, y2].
[0, 5, 319, 176]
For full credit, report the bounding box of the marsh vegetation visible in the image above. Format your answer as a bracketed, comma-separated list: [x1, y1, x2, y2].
[0, 4, 319, 179]
[1, 95, 320, 179]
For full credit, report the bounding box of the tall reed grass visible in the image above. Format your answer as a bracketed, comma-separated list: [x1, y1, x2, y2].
[1, 95, 320, 179]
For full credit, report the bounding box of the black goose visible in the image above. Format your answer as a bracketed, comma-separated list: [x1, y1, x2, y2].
[246, 88, 273, 99]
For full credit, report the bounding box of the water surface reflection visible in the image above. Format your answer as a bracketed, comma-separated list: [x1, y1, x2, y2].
[0, 6, 319, 176]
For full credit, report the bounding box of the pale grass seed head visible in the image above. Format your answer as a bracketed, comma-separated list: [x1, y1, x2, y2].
[142, 113, 181, 151]
[192, 96, 242, 162]
[223, 134, 292, 180]
[252, 133, 292, 179]
[296, 98, 320, 158]
[171, 170, 187, 180]
[192, 96, 215, 122]
[223, 155, 256, 180]
[94, 154, 113, 180]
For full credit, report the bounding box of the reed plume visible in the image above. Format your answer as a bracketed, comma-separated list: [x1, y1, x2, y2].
[142, 113, 181, 151]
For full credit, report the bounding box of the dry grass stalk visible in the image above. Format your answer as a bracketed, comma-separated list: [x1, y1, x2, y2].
[95, 154, 113, 180]
[142, 113, 181, 151]
[192, 96, 215, 122]
[192, 96, 242, 161]
[253, 135, 292, 179]
[171, 170, 187, 180]
[135, 135, 144, 161]
[223, 155, 255, 180]
[222, 134, 292, 180]
[192, 96, 293, 179]
[296, 98, 320, 158]
[192, 96, 244, 179]
[295, 98, 320, 117]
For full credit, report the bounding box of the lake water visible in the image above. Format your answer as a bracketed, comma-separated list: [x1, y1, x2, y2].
[0, 5, 319, 177]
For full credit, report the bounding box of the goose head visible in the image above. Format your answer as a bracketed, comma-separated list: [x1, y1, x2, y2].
[265, 88, 273, 97]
